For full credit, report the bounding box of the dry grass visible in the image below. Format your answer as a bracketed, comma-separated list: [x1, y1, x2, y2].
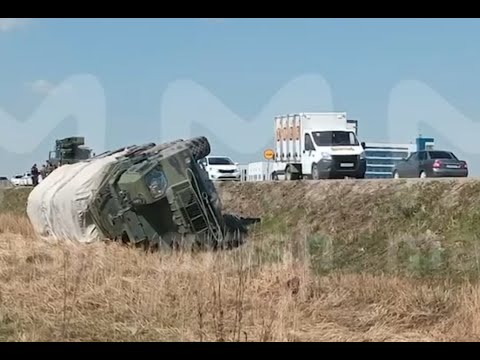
[1, 214, 480, 342]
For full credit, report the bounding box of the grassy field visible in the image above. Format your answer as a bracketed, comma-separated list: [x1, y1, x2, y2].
[2, 180, 480, 341]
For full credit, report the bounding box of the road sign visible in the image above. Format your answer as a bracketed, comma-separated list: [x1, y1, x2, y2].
[264, 149, 275, 160]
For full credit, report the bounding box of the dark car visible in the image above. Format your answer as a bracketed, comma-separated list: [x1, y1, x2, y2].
[392, 150, 468, 179]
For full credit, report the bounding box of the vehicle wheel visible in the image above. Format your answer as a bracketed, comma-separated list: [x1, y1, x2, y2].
[393, 170, 400, 179]
[312, 163, 320, 180]
[419, 171, 427, 179]
[184, 136, 211, 161]
[140, 140, 183, 156]
[285, 168, 291, 180]
[285, 166, 299, 181]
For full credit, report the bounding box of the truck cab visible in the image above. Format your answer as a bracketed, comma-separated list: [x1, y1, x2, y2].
[303, 129, 366, 179]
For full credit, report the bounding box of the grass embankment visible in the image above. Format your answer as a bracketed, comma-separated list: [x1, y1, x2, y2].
[217, 179, 480, 280]
[1, 180, 480, 341]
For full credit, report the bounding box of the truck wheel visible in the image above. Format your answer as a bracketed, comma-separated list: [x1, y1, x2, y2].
[184, 136, 211, 161]
[141, 139, 184, 156]
[312, 163, 320, 180]
[285, 166, 300, 181]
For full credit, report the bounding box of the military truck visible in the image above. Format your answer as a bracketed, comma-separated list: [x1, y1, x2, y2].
[47, 136, 92, 167]
[27, 136, 256, 251]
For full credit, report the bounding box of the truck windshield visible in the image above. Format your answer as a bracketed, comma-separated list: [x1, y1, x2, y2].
[311, 131, 359, 147]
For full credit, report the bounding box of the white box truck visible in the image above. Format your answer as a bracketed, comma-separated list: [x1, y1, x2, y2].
[270, 112, 366, 180]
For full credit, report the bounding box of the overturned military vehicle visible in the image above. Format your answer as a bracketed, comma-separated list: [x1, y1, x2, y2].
[27, 136, 256, 250]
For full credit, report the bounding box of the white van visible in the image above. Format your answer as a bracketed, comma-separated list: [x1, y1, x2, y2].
[271, 112, 366, 180]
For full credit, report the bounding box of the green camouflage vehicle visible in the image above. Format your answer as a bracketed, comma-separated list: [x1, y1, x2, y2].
[28, 136, 257, 251]
[48, 136, 92, 166]
[40, 136, 93, 178]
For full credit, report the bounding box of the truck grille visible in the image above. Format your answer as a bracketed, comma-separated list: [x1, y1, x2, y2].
[218, 169, 234, 173]
[332, 155, 359, 170]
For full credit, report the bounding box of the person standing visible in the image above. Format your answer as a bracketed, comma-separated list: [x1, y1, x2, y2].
[31, 164, 39, 186]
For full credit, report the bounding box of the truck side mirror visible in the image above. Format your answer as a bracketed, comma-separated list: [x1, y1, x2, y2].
[361, 142, 366, 149]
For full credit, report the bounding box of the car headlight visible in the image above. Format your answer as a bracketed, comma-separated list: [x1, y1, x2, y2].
[360, 151, 366, 160]
[145, 168, 168, 198]
[321, 152, 332, 160]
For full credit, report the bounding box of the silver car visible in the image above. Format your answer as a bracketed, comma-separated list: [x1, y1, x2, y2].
[392, 150, 468, 178]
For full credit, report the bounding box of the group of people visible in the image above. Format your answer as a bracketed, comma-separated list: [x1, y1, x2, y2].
[30, 161, 59, 187]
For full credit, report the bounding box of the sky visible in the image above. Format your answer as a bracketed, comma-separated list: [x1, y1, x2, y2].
[2, 18, 480, 176]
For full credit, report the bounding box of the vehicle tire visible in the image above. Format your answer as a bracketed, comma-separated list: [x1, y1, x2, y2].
[124, 143, 157, 157]
[419, 171, 427, 179]
[184, 136, 211, 161]
[141, 140, 184, 156]
[312, 163, 320, 180]
[285, 166, 299, 181]
[393, 170, 400, 179]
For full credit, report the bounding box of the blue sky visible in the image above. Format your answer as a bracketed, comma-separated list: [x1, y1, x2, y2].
[2, 18, 480, 176]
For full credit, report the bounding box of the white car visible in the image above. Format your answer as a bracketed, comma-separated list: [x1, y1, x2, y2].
[10, 173, 33, 186]
[198, 156, 241, 181]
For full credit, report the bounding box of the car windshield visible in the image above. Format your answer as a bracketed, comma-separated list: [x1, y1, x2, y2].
[429, 151, 456, 160]
[208, 157, 234, 165]
[311, 131, 359, 147]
